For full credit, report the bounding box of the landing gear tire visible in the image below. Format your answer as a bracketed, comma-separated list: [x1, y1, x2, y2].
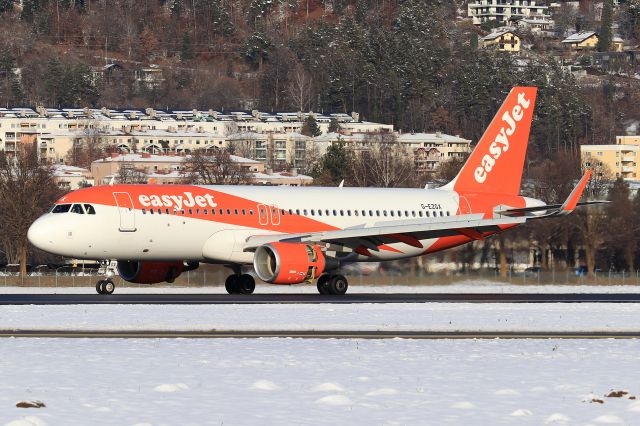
[96, 279, 115, 295]
[225, 275, 240, 294]
[96, 280, 105, 294]
[328, 274, 348, 295]
[238, 274, 256, 294]
[317, 275, 331, 295]
[102, 279, 115, 295]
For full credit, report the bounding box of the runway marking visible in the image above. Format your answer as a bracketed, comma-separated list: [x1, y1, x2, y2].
[3, 293, 640, 305]
[1, 330, 640, 339]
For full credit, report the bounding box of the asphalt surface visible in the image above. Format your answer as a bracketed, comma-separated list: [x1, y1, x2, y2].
[1, 293, 640, 305]
[1, 330, 640, 339]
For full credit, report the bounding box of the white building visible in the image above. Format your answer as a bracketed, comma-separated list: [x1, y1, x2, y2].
[468, 0, 550, 25]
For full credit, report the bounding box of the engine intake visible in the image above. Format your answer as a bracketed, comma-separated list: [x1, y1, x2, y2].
[117, 260, 198, 284]
[254, 243, 329, 284]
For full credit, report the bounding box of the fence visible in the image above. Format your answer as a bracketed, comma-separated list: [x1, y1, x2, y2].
[2, 268, 640, 288]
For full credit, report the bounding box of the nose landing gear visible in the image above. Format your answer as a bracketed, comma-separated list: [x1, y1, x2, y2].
[96, 260, 117, 295]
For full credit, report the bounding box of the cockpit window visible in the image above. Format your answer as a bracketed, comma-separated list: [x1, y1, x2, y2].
[84, 204, 96, 215]
[51, 204, 71, 213]
[71, 204, 85, 214]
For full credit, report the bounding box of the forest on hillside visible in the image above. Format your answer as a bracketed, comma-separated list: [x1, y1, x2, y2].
[0, 0, 638, 164]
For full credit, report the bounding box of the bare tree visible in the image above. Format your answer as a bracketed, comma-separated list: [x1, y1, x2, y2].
[287, 63, 314, 112]
[350, 133, 417, 188]
[66, 119, 108, 168]
[116, 162, 148, 184]
[183, 148, 251, 185]
[0, 143, 63, 276]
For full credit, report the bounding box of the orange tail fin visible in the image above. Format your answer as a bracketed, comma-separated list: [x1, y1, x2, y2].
[445, 87, 537, 196]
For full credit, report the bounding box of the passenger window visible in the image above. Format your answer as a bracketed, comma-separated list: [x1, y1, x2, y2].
[289, 209, 293, 215]
[405, 211, 409, 217]
[52, 204, 71, 213]
[303, 209, 308, 215]
[390, 211, 394, 217]
[340, 210, 344, 216]
[369, 210, 373, 216]
[426, 211, 430, 217]
[311, 209, 315, 216]
[219, 209, 224, 215]
[158, 209, 162, 215]
[166, 208, 170, 214]
[142, 209, 147, 214]
[243, 209, 247, 215]
[440, 211, 444, 217]
[234, 209, 238, 215]
[376, 210, 380, 216]
[383, 211, 387, 217]
[280, 209, 285, 215]
[418, 211, 423, 217]
[296, 209, 300, 215]
[446, 211, 450, 216]
[249, 210, 254, 215]
[318, 210, 322, 216]
[70, 204, 84, 214]
[411, 211, 416, 217]
[226, 209, 231, 215]
[354, 210, 359, 216]
[84, 204, 96, 215]
[189, 209, 193, 214]
[333, 210, 337, 216]
[150, 209, 154, 215]
[181, 209, 185, 215]
[326, 210, 330, 216]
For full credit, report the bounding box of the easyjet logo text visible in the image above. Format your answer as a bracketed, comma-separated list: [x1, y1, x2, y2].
[138, 192, 217, 210]
[474, 92, 531, 184]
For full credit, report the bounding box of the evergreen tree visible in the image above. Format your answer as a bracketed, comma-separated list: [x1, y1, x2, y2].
[242, 30, 272, 69]
[20, 0, 38, 22]
[181, 31, 194, 61]
[328, 118, 340, 133]
[598, 0, 613, 52]
[301, 115, 321, 137]
[314, 141, 350, 184]
[0, 0, 13, 14]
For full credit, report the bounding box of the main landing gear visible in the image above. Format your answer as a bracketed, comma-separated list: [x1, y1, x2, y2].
[96, 278, 115, 295]
[225, 273, 256, 294]
[316, 274, 348, 295]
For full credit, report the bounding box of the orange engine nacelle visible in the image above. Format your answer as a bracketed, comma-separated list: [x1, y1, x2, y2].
[117, 260, 185, 284]
[253, 243, 326, 284]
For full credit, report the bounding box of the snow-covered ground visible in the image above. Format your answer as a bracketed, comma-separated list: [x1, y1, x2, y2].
[2, 338, 640, 425]
[0, 302, 640, 333]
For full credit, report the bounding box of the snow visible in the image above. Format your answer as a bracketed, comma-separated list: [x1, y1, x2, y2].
[2, 338, 640, 425]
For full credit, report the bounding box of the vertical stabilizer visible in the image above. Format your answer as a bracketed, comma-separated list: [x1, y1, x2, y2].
[444, 87, 537, 195]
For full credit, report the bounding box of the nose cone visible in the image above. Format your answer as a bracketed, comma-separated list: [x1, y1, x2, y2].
[28, 216, 53, 252]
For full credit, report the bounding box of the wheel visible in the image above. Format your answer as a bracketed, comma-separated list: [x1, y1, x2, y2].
[328, 274, 348, 295]
[225, 275, 240, 294]
[317, 275, 331, 295]
[96, 280, 105, 294]
[102, 279, 115, 295]
[238, 274, 255, 294]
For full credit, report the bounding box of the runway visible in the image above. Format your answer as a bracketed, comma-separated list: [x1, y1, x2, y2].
[1, 329, 640, 339]
[2, 293, 640, 305]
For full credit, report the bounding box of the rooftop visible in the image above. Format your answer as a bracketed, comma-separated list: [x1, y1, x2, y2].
[562, 31, 597, 43]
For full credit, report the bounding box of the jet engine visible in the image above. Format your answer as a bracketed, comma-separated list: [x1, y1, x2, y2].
[254, 242, 334, 284]
[117, 260, 198, 284]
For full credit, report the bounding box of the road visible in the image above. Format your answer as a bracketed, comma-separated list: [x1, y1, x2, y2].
[1, 293, 640, 305]
[1, 330, 639, 339]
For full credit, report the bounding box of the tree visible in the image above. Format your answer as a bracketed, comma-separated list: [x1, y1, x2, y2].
[0, 0, 13, 14]
[301, 115, 321, 137]
[604, 178, 637, 271]
[242, 29, 271, 70]
[287, 63, 313, 112]
[597, 0, 613, 52]
[181, 31, 194, 62]
[328, 118, 341, 133]
[313, 140, 350, 185]
[0, 143, 63, 276]
[350, 133, 417, 188]
[116, 163, 148, 184]
[183, 148, 251, 185]
[65, 122, 107, 168]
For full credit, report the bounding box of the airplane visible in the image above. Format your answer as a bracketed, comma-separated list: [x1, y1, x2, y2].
[28, 87, 598, 295]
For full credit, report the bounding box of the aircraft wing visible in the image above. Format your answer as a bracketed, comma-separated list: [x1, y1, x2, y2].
[242, 170, 598, 253]
[242, 214, 526, 252]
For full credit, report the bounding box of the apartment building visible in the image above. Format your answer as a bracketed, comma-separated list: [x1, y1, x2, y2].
[0, 107, 392, 164]
[581, 136, 640, 180]
[468, 0, 550, 25]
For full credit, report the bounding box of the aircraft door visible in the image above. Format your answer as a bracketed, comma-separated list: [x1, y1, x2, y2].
[113, 192, 137, 232]
[270, 206, 280, 225]
[257, 204, 269, 226]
